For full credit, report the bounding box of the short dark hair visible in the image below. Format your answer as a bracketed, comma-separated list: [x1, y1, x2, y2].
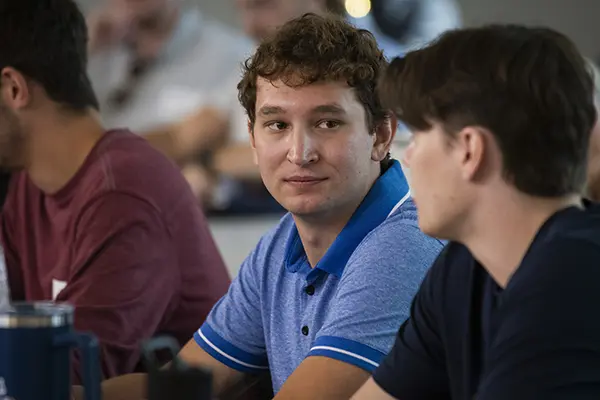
[238, 13, 392, 168]
[380, 24, 597, 197]
[0, 0, 98, 111]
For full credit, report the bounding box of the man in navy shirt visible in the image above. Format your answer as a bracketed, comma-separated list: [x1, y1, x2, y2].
[352, 25, 600, 399]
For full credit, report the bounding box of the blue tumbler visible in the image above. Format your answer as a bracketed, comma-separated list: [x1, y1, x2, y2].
[0, 302, 100, 400]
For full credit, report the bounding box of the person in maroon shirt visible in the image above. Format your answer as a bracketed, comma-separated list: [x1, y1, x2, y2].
[0, 0, 231, 382]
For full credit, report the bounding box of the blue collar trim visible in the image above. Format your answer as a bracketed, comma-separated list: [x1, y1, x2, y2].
[284, 160, 410, 278]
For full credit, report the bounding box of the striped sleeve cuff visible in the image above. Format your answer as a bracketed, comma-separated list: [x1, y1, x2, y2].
[194, 323, 269, 374]
[307, 336, 386, 373]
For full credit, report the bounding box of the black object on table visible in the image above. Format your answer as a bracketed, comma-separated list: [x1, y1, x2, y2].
[142, 336, 213, 400]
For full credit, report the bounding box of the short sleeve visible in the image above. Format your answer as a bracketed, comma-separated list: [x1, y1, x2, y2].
[476, 238, 600, 399]
[307, 222, 443, 373]
[372, 247, 452, 399]
[194, 239, 269, 374]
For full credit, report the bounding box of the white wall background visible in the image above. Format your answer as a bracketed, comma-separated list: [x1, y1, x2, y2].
[77, 0, 600, 57]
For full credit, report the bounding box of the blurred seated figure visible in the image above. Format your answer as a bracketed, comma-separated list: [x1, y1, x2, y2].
[86, 0, 252, 158]
[349, 0, 461, 147]
[0, 0, 230, 382]
[351, 0, 462, 53]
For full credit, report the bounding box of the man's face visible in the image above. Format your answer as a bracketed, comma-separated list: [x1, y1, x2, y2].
[402, 123, 473, 239]
[251, 78, 386, 219]
[236, 0, 323, 41]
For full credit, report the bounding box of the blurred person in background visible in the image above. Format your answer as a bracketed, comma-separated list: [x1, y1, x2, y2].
[350, 0, 462, 148]
[352, 0, 462, 54]
[86, 0, 252, 160]
[0, 0, 230, 382]
[95, 13, 443, 400]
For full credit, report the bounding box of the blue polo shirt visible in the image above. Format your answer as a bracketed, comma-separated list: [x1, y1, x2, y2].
[194, 161, 443, 393]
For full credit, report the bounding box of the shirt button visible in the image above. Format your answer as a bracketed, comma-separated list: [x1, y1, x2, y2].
[301, 326, 309, 336]
[305, 285, 315, 296]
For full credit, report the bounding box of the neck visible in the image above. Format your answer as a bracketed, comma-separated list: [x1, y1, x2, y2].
[294, 213, 351, 268]
[462, 189, 582, 288]
[293, 169, 380, 267]
[25, 108, 105, 194]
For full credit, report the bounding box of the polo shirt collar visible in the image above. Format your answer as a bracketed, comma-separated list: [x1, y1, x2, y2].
[284, 161, 410, 278]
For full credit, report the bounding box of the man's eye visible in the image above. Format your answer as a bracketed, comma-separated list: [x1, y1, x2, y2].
[266, 121, 288, 131]
[316, 120, 341, 129]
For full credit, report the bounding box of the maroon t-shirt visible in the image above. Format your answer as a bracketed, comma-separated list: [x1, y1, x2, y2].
[0, 130, 231, 382]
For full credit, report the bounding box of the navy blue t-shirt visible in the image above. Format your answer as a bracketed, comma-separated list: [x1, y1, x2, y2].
[373, 204, 600, 399]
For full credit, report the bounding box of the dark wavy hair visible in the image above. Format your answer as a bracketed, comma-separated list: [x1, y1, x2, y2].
[380, 24, 597, 196]
[0, 0, 98, 111]
[237, 13, 392, 168]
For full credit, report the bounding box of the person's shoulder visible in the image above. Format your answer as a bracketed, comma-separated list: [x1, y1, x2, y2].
[559, 203, 600, 245]
[365, 197, 445, 254]
[57, 130, 201, 226]
[92, 130, 190, 196]
[529, 205, 600, 267]
[344, 198, 444, 280]
[508, 206, 600, 294]
[97, 129, 173, 165]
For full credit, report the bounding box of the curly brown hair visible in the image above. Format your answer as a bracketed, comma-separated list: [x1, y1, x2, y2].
[237, 13, 392, 167]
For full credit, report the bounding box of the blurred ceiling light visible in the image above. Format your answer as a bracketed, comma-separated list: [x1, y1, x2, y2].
[345, 0, 371, 19]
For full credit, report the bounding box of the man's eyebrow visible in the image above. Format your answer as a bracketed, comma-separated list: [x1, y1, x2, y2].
[258, 105, 286, 116]
[311, 104, 347, 115]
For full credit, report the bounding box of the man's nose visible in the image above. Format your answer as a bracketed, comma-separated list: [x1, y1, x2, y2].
[287, 130, 318, 166]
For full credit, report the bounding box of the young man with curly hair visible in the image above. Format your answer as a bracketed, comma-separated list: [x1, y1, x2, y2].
[97, 13, 443, 400]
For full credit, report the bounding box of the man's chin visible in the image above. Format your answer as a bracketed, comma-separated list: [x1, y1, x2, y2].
[283, 199, 328, 219]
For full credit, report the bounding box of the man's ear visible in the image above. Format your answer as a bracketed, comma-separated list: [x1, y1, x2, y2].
[371, 114, 397, 162]
[453, 126, 492, 182]
[0, 67, 31, 111]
